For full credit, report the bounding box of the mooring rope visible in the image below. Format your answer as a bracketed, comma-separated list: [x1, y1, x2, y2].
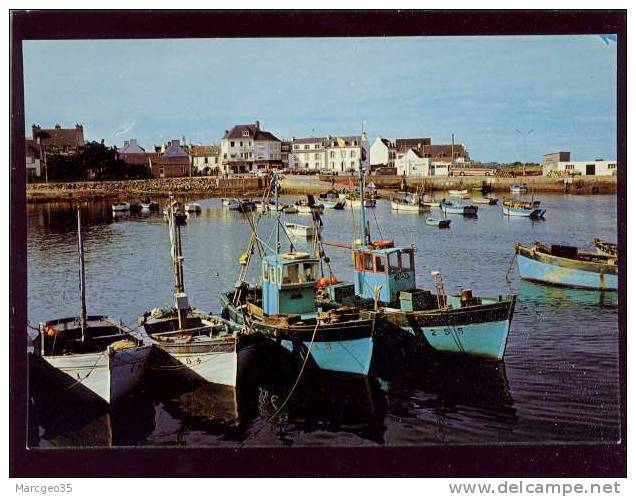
[239, 319, 320, 446]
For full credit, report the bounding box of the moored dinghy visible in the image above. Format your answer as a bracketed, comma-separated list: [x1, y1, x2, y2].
[30, 209, 151, 405]
[390, 193, 429, 213]
[502, 199, 545, 218]
[441, 200, 478, 216]
[425, 217, 451, 228]
[285, 222, 322, 238]
[515, 241, 617, 291]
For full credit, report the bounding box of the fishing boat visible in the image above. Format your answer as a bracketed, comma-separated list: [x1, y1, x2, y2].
[472, 196, 499, 205]
[448, 189, 469, 197]
[390, 193, 428, 213]
[502, 199, 545, 218]
[472, 183, 492, 194]
[163, 198, 187, 225]
[184, 202, 202, 213]
[510, 183, 529, 193]
[441, 200, 478, 216]
[421, 198, 442, 208]
[220, 173, 380, 376]
[425, 217, 452, 228]
[140, 200, 259, 386]
[323, 160, 516, 361]
[319, 189, 346, 209]
[285, 222, 322, 238]
[592, 238, 618, 257]
[140, 197, 159, 211]
[515, 241, 617, 291]
[111, 202, 131, 212]
[295, 198, 324, 214]
[30, 209, 151, 404]
[283, 204, 299, 214]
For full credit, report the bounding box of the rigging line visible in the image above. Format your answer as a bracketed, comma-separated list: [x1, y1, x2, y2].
[239, 319, 320, 447]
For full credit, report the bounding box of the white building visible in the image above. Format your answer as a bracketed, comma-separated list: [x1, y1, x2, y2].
[395, 148, 432, 177]
[220, 121, 282, 174]
[287, 134, 369, 173]
[190, 145, 220, 174]
[25, 140, 41, 180]
[542, 152, 617, 176]
[370, 137, 396, 168]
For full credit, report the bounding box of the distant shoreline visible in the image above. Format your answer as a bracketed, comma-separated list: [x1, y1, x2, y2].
[26, 174, 617, 203]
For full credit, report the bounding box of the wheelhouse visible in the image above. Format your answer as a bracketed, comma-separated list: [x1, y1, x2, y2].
[261, 252, 319, 316]
[352, 242, 417, 303]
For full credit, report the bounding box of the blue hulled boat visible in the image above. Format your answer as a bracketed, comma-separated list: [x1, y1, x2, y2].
[220, 174, 379, 376]
[440, 200, 478, 216]
[323, 161, 516, 361]
[515, 242, 617, 291]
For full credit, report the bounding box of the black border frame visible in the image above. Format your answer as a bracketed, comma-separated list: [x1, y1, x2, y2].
[10, 9, 627, 478]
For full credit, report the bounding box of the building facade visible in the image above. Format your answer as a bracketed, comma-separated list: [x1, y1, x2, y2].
[395, 148, 432, 177]
[31, 123, 85, 155]
[288, 134, 369, 173]
[220, 121, 282, 174]
[542, 154, 617, 177]
[25, 140, 42, 180]
[370, 137, 397, 169]
[190, 145, 220, 174]
[118, 138, 147, 166]
[149, 139, 190, 178]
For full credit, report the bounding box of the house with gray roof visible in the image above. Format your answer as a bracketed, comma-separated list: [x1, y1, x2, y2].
[220, 121, 282, 174]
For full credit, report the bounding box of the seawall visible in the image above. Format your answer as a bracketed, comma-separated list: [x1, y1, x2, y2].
[26, 176, 265, 203]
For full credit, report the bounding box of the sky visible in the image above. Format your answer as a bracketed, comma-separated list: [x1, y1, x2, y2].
[23, 36, 617, 163]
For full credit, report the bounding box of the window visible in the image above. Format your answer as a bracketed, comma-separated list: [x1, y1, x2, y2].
[351, 161, 356, 167]
[399, 250, 414, 271]
[314, 144, 320, 149]
[302, 262, 316, 282]
[262, 263, 269, 282]
[374, 256, 386, 273]
[330, 151, 335, 158]
[315, 162, 320, 168]
[240, 141, 243, 147]
[294, 144, 300, 150]
[305, 163, 309, 168]
[283, 264, 299, 285]
[243, 130, 249, 137]
[387, 252, 399, 272]
[204, 157, 208, 164]
[230, 141, 235, 147]
[565, 164, 575, 170]
[350, 150, 356, 158]
[363, 253, 373, 271]
[608, 163, 616, 169]
[315, 153, 319, 160]
[269, 266, 276, 284]
[304, 144, 309, 150]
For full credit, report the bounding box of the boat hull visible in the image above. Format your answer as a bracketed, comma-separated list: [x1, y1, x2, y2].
[516, 250, 617, 291]
[39, 345, 151, 404]
[151, 336, 259, 387]
[441, 205, 478, 215]
[502, 205, 545, 218]
[391, 201, 423, 212]
[279, 336, 374, 375]
[386, 298, 515, 360]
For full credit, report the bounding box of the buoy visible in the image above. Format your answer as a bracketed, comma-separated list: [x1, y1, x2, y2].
[238, 252, 249, 265]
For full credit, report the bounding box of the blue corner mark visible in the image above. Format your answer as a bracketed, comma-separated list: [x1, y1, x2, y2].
[599, 34, 617, 45]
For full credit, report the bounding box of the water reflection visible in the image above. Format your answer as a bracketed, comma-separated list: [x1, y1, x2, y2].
[517, 280, 618, 309]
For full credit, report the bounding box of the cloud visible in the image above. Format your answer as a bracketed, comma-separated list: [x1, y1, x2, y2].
[112, 119, 135, 137]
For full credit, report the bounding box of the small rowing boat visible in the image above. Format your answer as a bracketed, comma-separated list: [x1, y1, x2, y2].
[510, 183, 528, 193]
[440, 200, 478, 216]
[473, 196, 499, 205]
[502, 199, 545, 218]
[425, 217, 451, 228]
[592, 238, 617, 257]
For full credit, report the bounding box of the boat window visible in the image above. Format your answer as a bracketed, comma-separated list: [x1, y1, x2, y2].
[354, 251, 364, 271]
[269, 266, 277, 285]
[399, 250, 414, 271]
[283, 263, 300, 285]
[278, 267, 283, 286]
[374, 255, 386, 273]
[387, 252, 399, 272]
[262, 263, 268, 282]
[302, 262, 316, 282]
[363, 253, 374, 271]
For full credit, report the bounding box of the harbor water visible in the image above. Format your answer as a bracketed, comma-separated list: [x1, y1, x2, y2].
[26, 193, 620, 447]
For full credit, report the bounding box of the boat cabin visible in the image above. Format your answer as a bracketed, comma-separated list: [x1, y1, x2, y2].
[352, 241, 417, 303]
[261, 252, 319, 316]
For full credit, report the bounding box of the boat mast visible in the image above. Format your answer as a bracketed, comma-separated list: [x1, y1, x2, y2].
[77, 207, 87, 343]
[273, 171, 280, 255]
[168, 199, 187, 329]
[358, 127, 370, 246]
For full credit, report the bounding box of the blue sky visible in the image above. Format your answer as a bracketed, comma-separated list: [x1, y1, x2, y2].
[23, 36, 617, 162]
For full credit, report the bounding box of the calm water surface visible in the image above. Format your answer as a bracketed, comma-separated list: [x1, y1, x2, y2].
[26, 193, 620, 447]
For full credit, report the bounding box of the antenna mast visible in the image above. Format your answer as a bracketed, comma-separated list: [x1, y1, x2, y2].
[77, 208, 87, 343]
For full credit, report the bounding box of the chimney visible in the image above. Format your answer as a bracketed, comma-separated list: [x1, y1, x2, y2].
[32, 124, 40, 140]
[171, 139, 180, 147]
[130, 138, 137, 145]
[124, 140, 129, 147]
[55, 123, 61, 129]
[256, 120, 260, 130]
